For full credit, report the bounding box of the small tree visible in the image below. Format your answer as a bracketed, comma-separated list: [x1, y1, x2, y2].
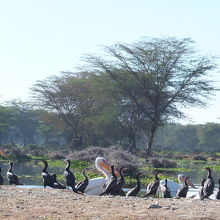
[8, 100, 39, 146]
[85, 37, 217, 159]
[32, 73, 97, 150]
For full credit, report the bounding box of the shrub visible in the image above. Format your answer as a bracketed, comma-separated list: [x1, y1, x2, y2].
[67, 146, 141, 176]
[149, 158, 177, 168]
[48, 152, 66, 160]
[192, 155, 207, 161]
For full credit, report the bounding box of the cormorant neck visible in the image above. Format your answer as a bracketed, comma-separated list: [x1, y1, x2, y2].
[65, 160, 70, 171]
[43, 161, 48, 172]
[119, 168, 124, 180]
[164, 179, 167, 187]
[185, 177, 189, 186]
[83, 170, 88, 180]
[207, 168, 212, 179]
[137, 174, 141, 187]
[111, 166, 116, 178]
[8, 163, 13, 172]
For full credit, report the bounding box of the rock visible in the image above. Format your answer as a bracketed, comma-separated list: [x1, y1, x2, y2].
[148, 202, 162, 209]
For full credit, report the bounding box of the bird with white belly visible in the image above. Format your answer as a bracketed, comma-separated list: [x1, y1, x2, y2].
[84, 157, 119, 195]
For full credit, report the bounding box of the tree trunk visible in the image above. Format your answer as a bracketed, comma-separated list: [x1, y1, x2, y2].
[128, 132, 137, 152]
[146, 124, 157, 160]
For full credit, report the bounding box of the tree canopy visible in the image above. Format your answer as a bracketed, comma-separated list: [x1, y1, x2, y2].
[84, 37, 217, 157]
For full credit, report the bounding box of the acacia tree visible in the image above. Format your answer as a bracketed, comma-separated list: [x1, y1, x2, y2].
[32, 72, 98, 150]
[84, 37, 217, 158]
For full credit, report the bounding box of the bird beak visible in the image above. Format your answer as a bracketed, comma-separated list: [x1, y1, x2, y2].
[99, 161, 120, 177]
[187, 178, 197, 188]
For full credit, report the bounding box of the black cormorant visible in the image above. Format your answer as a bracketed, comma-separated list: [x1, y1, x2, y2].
[216, 178, 220, 200]
[176, 176, 189, 198]
[7, 162, 22, 185]
[201, 167, 215, 200]
[41, 160, 54, 188]
[64, 159, 78, 193]
[100, 165, 117, 196]
[144, 171, 160, 197]
[160, 178, 172, 198]
[126, 172, 143, 197]
[199, 178, 206, 199]
[51, 173, 66, 189]
[0, 167, 4, 185]
[76, 169, 89, 193]
[110, 167, 126, 196]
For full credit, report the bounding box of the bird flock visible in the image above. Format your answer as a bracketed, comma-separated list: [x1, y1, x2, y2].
[0, 159, 220, 200]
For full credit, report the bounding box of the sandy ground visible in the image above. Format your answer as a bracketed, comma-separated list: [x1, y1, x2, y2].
[0, 186, 219, 220]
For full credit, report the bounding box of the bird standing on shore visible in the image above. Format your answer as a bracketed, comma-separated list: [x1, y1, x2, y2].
[0, 167, 4, 185]
[199, 178, 206, 199]
[100, 165, 117, 196]
[76, 169, 89, 193]
[7, 162, 22, 185]
[201, 167, 215, 200]
[144, 171, 160, 197]
[160, 178, 172, 198]
[215, 178, 220, 200]
[64, 159, 78, 193]
[110, 167, 126, 196]
[176, 176, 189, 198]
[41, 160, 54, 188]
[126, 172, 143, 197]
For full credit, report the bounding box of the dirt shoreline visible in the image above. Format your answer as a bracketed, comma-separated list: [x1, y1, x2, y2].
[0, 186, 219, 220]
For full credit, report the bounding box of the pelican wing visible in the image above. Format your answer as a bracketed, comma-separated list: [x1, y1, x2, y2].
[160, 179, 180, 197]
[84, 177, 107, 195]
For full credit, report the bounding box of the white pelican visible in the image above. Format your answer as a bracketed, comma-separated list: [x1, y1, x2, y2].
[160, 174, 196, 197]
[84, 157, 119, 195]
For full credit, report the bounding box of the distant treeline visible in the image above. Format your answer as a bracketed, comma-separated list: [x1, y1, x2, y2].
[155, 123, 220, 152]
[0, 102, 219, 153]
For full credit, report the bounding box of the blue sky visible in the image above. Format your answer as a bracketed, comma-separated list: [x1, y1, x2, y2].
[0, 0, 220, 124]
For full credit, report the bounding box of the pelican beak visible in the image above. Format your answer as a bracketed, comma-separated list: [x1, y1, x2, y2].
[187, 178, 197, 188]
[99, 161, 120, 177]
